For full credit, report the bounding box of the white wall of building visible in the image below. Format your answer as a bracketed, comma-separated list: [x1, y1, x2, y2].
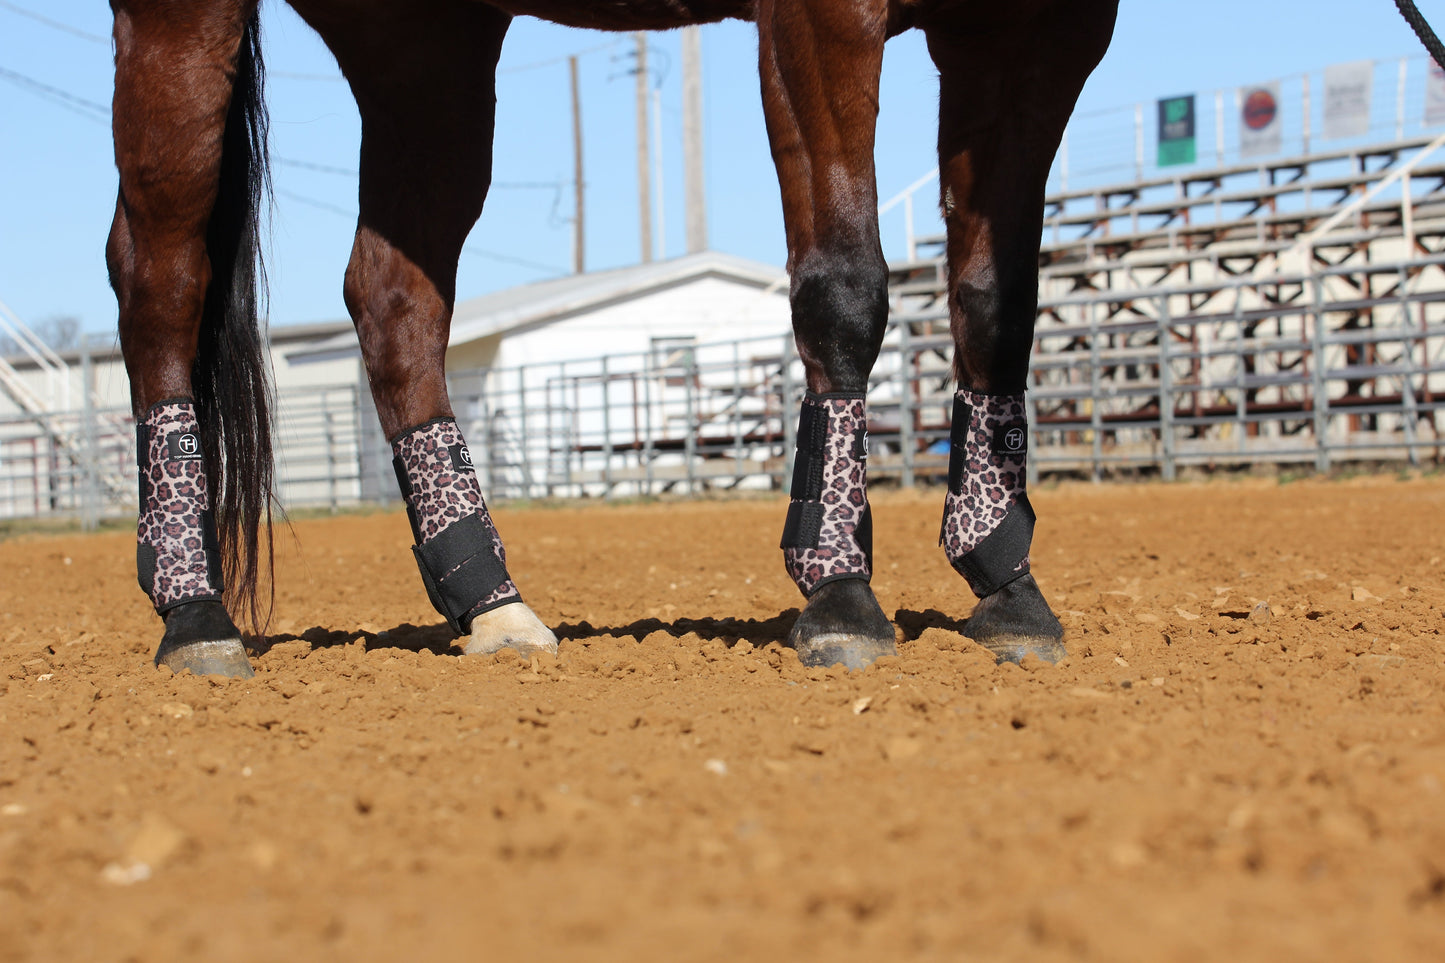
[482, 275, 789, 370]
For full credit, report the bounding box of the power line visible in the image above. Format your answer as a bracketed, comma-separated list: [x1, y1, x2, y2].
[275, 156, 564, 191]
[498, 38, 624, 75]
[0, 65, 566, 200]
[271, 71, 345, 83]
[0, 64, 109, 123]
[276, 188, 355, 220]
[0, 0, 108, 45]
[276, 157, 358, 177]
[277, 189, 567, 275]
[461, 242, 568, 276]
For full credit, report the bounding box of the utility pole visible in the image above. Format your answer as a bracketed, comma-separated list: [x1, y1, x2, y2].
[681, 26, 708, 254]
[654, 86, 665, 259]
[570, 55, 585, 274]
[634, 33, 652, 264]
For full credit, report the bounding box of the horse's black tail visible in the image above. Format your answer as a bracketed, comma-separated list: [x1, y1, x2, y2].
[196, 9, 274, 635]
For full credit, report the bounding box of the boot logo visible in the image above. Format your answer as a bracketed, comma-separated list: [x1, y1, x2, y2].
[448, 444, 475, 472]
[992, 422, 1028, 455]
[167, 431, 203, 461]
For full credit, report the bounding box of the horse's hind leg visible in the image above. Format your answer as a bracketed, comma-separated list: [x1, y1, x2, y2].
[108, 0, 259, 678]
[759, 0, 896, 669]
[296, 1, 555, 656]
[926, 2, 1117, 664]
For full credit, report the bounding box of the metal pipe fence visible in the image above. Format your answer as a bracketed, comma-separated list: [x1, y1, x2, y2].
[0, 404, 135, 522]
[4, 260, 1443, 522]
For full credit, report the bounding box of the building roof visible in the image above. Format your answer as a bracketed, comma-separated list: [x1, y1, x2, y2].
[287, 251, 787, 365]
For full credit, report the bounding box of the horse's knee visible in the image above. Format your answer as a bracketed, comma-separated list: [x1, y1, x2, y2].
[108, 215, 211, 405]
[343, 234, 453, 433]
[790, 247, 889, 390]
[951, 273, 1036, 391]
[345, 226, 449, 318]
[792, 246, 889, 333]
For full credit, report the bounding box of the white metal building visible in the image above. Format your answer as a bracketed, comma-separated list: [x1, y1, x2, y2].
[1, 251, 792, 515]
[289, 251, 790, 371]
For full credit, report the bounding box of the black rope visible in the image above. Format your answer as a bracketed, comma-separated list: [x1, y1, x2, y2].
[1396, 0, 1445, 70]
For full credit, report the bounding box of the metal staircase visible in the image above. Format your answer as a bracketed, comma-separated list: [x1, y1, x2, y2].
[0, 299, 131, 513]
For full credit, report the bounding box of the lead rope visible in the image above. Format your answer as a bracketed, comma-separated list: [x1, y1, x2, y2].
[1397, 0, 1445, 69]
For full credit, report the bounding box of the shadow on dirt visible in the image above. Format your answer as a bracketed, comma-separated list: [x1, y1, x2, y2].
[893, 608, 971, 642]
[251, 622, 456, 657]
[253, 611, 807, 658]
[553, 611, 800, 648]
[255, 609, 982, 660]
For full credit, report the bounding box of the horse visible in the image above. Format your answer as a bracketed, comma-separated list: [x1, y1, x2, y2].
[108, 0, 1119, 678]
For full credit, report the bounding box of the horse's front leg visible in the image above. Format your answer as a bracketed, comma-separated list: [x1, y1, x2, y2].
[926, 2, 1117, 663]
[759, 0, 895, 669]
[305, 1, 556, 656]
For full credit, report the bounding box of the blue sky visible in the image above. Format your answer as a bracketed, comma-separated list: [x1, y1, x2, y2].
[0, 0, 1440, 338]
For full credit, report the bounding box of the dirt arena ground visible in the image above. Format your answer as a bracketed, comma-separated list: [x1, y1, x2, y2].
[2, 476, 1444, 961]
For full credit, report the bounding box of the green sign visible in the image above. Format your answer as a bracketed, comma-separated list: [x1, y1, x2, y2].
[1157, 94, 1196, 167]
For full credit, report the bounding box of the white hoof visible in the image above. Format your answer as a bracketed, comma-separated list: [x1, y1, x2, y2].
[154, 638, 255, 678]
[464, 602, 558, 657]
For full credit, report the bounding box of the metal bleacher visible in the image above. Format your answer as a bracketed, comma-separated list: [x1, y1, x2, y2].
[880, 133, 1445, 481]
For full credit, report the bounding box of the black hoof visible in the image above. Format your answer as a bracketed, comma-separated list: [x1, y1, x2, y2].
[154, 600, 255, 679]
[963, 574, 1065, 665]
[788, 578, 898, 670]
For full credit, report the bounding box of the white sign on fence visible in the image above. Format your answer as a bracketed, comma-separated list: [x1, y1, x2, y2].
[1323, 60, 1374, 140]
[1426, 62, 1445, 127]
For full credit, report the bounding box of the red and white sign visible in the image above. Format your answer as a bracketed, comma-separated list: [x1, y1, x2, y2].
[1239, 82, 1282, 158]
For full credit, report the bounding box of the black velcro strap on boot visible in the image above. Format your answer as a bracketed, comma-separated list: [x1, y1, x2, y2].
[780, 501, 825, 549]
[200, 509, 224, 595]
[950, 494, 1036, 598]
[392, 454, 424, 544]
[947, 393, 972, 495]
[411, 512, 510, 635]
[136, 423, 155, 597]
[137, 542, 157, 598]
[781, 400, 829, 549]
[136, 423, 151, 505]
[788, 402, 828, 501]
[856, 502, 874, 569]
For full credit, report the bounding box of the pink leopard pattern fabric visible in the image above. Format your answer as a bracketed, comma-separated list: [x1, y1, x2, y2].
[392, 420, 520, 612]
[137, 401, 222, 610]
[940, 387, 1029, 594]
[784, 394, 871, 596]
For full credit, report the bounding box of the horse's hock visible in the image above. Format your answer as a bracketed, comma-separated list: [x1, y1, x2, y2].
[3, 476, 1444, 960]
